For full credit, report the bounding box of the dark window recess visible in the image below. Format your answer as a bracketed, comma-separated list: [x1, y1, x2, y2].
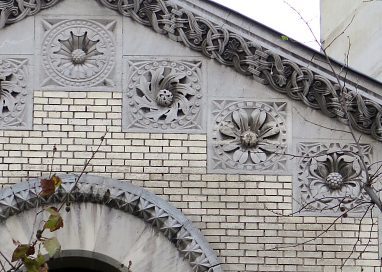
[48, 255, 122, 272]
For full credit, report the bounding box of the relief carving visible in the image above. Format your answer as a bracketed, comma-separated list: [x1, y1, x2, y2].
[0, 0, 381, 140]
[0, 0, 60, 28]
[123, 59, 203, 132]
[0, 58, 31, 129]
[99, 0, 382, 141]
[210, 100, 287, 172]
[0, 174, 222, 272]
[41, 19, 116, 88]
[296, 143, 371, 214]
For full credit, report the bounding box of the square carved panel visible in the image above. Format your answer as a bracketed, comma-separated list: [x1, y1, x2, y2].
[208, 100, 288, 173]
[122, 58, 205, 133]
[39, 17, 120, 90]
[295, 142, 372, 215]
[0, 57, 32, 130]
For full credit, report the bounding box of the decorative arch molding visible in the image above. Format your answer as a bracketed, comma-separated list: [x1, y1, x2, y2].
[0, 174, 222, 272]
[1, 0, 382, 140]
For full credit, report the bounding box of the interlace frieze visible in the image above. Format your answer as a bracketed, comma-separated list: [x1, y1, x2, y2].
[41, 18, 116, 88]
[0, 58, 31, 130]
[296, 142, 372, 215]
[0, 0, 60, 28]
[209, 100, 287, 173]
[99, 0, 382, 141]
[123, 59, 204, 132]
[0, 174, 222, 272]
[0, 0, 381, 140]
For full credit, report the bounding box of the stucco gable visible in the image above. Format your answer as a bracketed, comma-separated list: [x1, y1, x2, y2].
[0, 0, 381, 141]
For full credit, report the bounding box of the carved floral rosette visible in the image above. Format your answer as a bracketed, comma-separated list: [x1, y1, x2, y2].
[123, 59, 203, 131]
[41, 19, 116, 88]
[210, 100, 287, 172]
[0, 0, 380, 140]
[297, 142, 371, 214]
[0, 58, 30, 129]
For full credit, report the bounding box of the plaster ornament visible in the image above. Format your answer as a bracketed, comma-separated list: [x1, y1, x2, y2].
[124, 60, 203, 131]
[0, 174, 222, 272]
[0, 0, 381, 139]
[297, 143, 371, 214]
[210, 100, 287, 172]
[0, 58, 30, 129]
[156, 89, 174, 107]
[41, 19, 116, 87]
[0, 0, 60, 28]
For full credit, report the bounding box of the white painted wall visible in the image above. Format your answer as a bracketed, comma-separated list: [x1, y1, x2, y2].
[321, 0, 382, 82]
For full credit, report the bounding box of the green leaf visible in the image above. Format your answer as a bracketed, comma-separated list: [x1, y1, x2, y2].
[35, 254, 46, 266]
[11, 244, 30, 262]
[44, 207, 64, 232]
[23, 255, 48, 272]
[51, 175, 62, 188]
[281, 35, 289, 41]
[43, 237, 61, 257]
[24, 257, 40, 272]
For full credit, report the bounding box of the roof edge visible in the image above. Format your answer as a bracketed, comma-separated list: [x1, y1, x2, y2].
[1, 0, 382, 140]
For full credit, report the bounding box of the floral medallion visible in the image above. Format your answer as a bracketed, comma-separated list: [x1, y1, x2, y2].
[296, 143, 371, 214]
[0, 58, 31, 129]
[41, 19, 116, 87]
[210, 100, 287, 172]
[123, 59, 203, 131]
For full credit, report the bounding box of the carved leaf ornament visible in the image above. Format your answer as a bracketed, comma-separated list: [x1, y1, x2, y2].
[0, 59, 28, 128]
[0, 0, 60, 28]
[135, 66, 197, 122]
[42, 19, 115, 87]
[125, 60, 202, 130]
[220, 109, 281, 164]
[0, 0, 381, 139]
[211, 101, 287, 172]
[297, 143, 371, 214]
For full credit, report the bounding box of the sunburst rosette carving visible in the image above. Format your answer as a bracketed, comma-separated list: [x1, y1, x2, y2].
[296, 143, 371, 214]
[124, 60, 203, 131]
[210, 100, 287, 172]
[41, 19, 116, 88]
[0, 58, 30, 129]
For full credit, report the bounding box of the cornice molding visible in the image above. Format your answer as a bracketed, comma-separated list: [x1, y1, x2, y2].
[0, 174, 222, 272]
[1, 0, 382, 140]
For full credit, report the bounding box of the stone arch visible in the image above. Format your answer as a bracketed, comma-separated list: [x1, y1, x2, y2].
[0, 174, 222, 272]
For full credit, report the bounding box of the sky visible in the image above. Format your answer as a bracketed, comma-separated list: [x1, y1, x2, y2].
[210, 0, 320, 50]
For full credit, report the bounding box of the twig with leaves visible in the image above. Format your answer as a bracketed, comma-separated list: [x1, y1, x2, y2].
[0, 131, 108, 272]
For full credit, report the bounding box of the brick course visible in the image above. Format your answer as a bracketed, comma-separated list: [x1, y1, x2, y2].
[0, 91, 378, 272]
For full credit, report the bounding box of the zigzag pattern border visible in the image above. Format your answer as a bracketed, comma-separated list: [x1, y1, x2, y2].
[0, 174, 222, 272]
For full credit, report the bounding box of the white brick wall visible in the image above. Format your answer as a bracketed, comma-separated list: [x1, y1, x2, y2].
[0, 91, 379, 272]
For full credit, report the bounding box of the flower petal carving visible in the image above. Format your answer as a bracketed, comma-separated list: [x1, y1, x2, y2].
[296, 142, 371, 214]
[221, 141, 240, 152]
[124, 59, 203, 132]
[219, 122, 238, 138]
[250, 150, 266, 164]
[250, 109, 266, 131]
[41, 19, 116, 88]
[0, 58, 30, 129]
[259, 122, 280, 139]
[210, 100, 287, 173]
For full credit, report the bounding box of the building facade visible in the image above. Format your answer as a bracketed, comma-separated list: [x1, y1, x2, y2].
[0, 0, 382, 271]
